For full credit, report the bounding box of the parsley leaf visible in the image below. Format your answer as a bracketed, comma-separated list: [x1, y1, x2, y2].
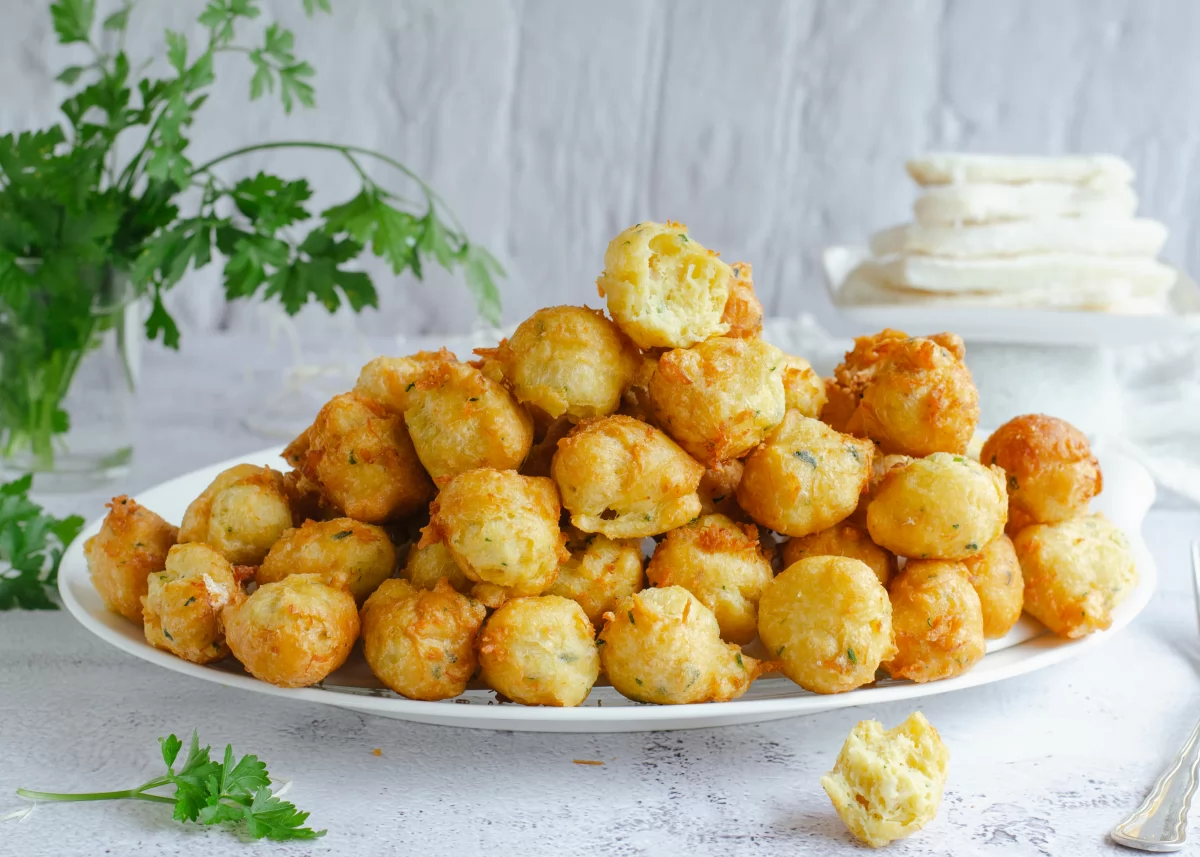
[50, 0, 94, 44]
[17, 731, 324, 841]
[0, 475, 84, 610]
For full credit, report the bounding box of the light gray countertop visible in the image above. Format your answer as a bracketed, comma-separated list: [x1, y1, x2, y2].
[3, 333, 1199, 856]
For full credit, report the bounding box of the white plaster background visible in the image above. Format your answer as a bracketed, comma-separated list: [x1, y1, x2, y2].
[3, 0, 1198, 337]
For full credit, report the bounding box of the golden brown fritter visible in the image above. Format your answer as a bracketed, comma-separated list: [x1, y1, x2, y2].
[649, 336, 787, 465]
[781, 522, 897, 587]
[1014, 513, 1137, 638]
[758, 556, 895, 694]
[179, 464, 293, 565]
[551, 414, 703, 538]
[646, 514, 773, 645]
[404, 360, 534, 484]
[296, 392, 434, 523]
[962, 535, 1024, 639]
[598, 586, 769, 704]
[778, 353, 827, 419]
[85, 495, 177, 622]
[422, 467, 566, 605]
[401, 539, 473, 595]
[257, 517, 396, 603]
[478, 595, 600, 706]
[866, 453, 1007, 560]
[360, 578, 486, 701]
[354, 348, 456, 415]
[596, 221, 732, 349]
[697, 458, 746, 519]
[884, 559, 985, 683]
[980, 414, 1102, 529]
[547, 528, 644, 627]
[223, 574, 359, 687]
[736, 411, 874, 537]
[143, 543, 244, 664]
[475, 306, 639, 420]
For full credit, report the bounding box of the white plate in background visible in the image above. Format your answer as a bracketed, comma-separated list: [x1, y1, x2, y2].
[822, 244, 1200, 346]
[58, 443, 1156, 733]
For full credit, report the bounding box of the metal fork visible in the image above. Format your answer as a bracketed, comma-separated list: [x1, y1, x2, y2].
[1111, 542, 1200, 852]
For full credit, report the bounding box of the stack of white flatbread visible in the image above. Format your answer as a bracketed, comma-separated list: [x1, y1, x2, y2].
[850, 153, 1175, 313]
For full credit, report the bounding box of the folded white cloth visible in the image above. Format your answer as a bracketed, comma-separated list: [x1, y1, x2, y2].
[870, 218, 1168, 259]
[914, 181, 1138, 226]
[875, 253, 1176, 299]
[907, 152, 1135, 187]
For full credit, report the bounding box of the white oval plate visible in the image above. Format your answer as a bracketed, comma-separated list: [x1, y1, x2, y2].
[59, 443, 1157, 732]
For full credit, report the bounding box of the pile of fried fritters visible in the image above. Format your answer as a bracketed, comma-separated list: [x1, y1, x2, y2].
[85, 220, 1138, 706]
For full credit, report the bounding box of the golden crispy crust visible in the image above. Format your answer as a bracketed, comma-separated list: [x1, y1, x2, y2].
[646, 514, 773, 644]
[179, 464, 293, 565]
[736, 411, 874, 537]
[551, 415, 703, 538]
[360, 578, 486, 700]
[142, 543, 243, 664]
[85, 495, 178, 622]
[980, 414, 1102, 527]
[962, 534, 1023, 639]
[547, 530, 644, 627]
[354, 348, 457, 415]
[781, 522, 896, 587]
[478, 595, 600, 706]
[720, 262, 764, 339]
[401, 540, 473, 595]
[223, 575, 359, 687]
[884, 559, 985, 683]
[779, 354, 827, 419]
[257, 517, 396, 603]
[404, 360, 534, 485]
[650, 336, 787, 465]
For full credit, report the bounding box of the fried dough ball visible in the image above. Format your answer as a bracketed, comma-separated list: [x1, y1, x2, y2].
[962, 535, 1024, 638]
[645, 514, 773, 644]
[867, 453, 1007, 560]
[422, 468, 566, 603]
[616, 352, 660, 425]
[649, 336, 787, 465]
[822, 328, 913, 433]
[298, 392, 435, 522]
[858, 335, 979, 457]
[257, 518, 396, 604]
[848, 453, 913, 526]
[547, 529, 644, 627]
[781, 522, 897, 587]
[223, 574, 359, 688]
[821, 711, 950, 848]
[178, 464, 293, 565]
[757, 556, 895, 694]
[1014, 514, 1137, 639]
[598, 586, 769, 704]
[980, 414, 1103, 527]
[697, 458, 745, 519]
[401, 540, 473, 595]
[884, 559, 986, 683]
[142, 543, 244, 664]
[85, 495, 178, 622]
[736, 411, 874, 537]
[353, 348, 456, 415]
[478, 595, 600, 706]
[476, 306, 639, 420]
[721, 262, 764, 338]
[595, 221, 733, 349]
[360, 578, 486, 701]
[779, 353, 827, 418]
[404, 360, 534, 485]
[552, 415, 703, 538]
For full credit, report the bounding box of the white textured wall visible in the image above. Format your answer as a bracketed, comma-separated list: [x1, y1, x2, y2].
[3, 0, 1197, 337]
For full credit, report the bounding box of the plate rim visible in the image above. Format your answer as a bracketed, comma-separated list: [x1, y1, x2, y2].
[58, 444, 1159, 730]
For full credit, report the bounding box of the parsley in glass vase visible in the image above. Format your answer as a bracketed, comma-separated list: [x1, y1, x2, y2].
[0, 0, 502, 488]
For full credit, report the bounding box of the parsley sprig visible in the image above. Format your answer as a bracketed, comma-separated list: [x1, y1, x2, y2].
[16, 732, 324, 841]
[0, 475, 84, 610]
[0, 0, 502, 469]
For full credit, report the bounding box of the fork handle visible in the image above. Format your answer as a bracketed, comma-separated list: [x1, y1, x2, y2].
[1112, 719, 1200, 852]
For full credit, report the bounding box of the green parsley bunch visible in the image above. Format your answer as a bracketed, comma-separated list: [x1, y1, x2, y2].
[0, 0, 502, 468]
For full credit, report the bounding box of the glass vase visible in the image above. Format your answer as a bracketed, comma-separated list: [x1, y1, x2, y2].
[0, 263, 140, 492]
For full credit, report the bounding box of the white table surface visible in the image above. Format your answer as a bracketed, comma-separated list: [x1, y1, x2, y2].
[3, 332, 1200, 857]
